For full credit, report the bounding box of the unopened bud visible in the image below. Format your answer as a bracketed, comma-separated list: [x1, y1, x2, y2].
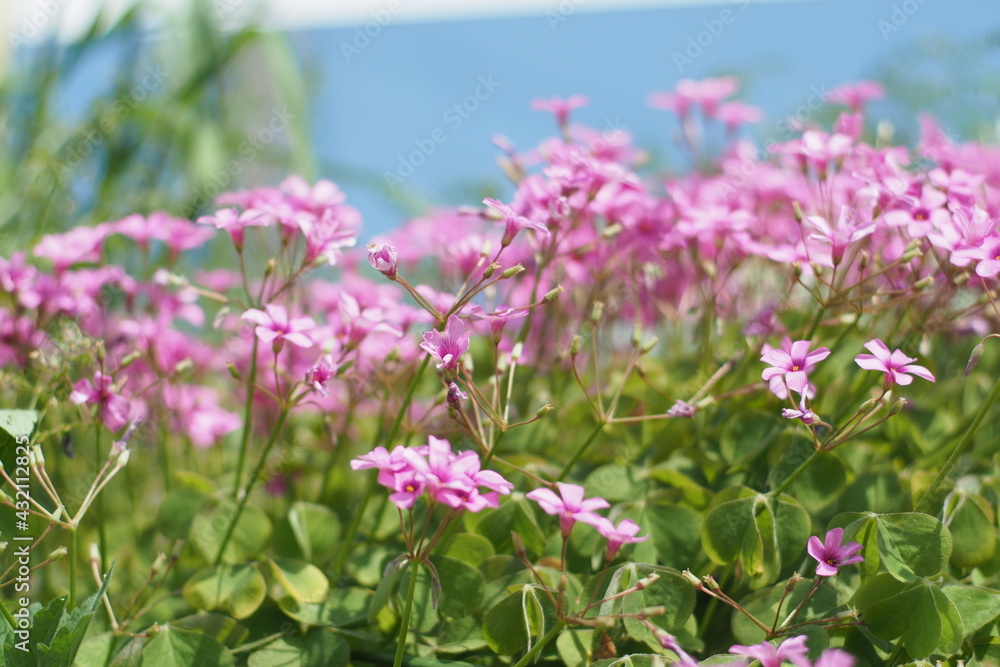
[559, 574, 568, 592]
[901, 246, 923, 262]
[570, 335, 581, 356]
[635, 573, 660, 590]
[32, 445, 45, 467]
[640, 337, 659, 354]
[858, 397, 879, 412]
[264, 259, 276, 278]
[501, 264, 525, 279]
[590, 301, 605, 323]
[602, 223, 623, 238]
[913, 275, 936, 291]
[681, 569, 702, 588]
[858, 250, 869, 271]
[174, 358, 193, 376]
[702, 574, 720, 592]
[114, 449, 131, 469]
[227, 362, 240, 380]
[511, 532, 527, 558]
[151, 552, 168, 575]
[47, 546, 68, 562]
[119, 351, 142, 369]
[640, 606, 666, 617]
[966, 343, 985, 376]
[89, 543, 101, 563]
[484, 262, 500, 279]
[543, 285, 563, 302]
[792, 201, 804, 223]
[888, 398, 907, 416]
[785, 573, 802, 591]
[536, 403, 553, 418]
[511, 342, 523, 363]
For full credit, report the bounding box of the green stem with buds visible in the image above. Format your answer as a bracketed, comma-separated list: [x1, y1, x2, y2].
[393, 560, 420, 667]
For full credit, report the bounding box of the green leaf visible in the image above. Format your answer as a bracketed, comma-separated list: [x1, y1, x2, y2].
[156, 490, 206, 540]
[247, 628, 349, 667]
[646, 504, 703, 570]
[171, 613, 248, 649]
[368, 557, 407, 624]
[943, 585, 1000, 639]
[267, 558, 330, 604]
[429, 555, 485, 618]
[556, 628, 592, 666]
[141, 626, 234, 666]
[481, 586, 556, 655]
[438, 533, 495, 568]
[471, 495, 546, 555]
[278, 587, 372, 628]
[876, 513, 952, 581]
[0, 410, 38, 439]
[189, 502, 273, 564]
[287, 502, 340, 564]
[944, 493, 996, 568]
[931, 583, 965, 655]
[732, 579, 839, 645]
[702, 490, 756, 565]
[182, 564, 267, 619]
[789, 451, 847, 512]
[622, 565, 697, 635]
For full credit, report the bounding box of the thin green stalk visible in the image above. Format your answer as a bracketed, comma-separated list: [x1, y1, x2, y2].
[94, 422, 107, 574]
[69, 527, 78, 608]
[770, 449, 820, 497]
[232, 338, 259, 498]
[393, 561, 420, 667]
[556, 423, 604, 482]
[214, 407, 289, 567]
[0, 597, 15, 629]
[330, 355, 431, 579]
[915, 374, 1000, 513]
[510, 620, 566, 667]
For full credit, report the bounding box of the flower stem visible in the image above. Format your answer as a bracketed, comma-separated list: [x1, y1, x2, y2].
[556, 423, 604, 482]
[0, 597, 15, 629]
[232, 337, 259, 498]
[770, 448, 820, 497]
[67, 526, 80, 608]
[94, 422, 107, 574]
[393, 561, 420, 667]
[510, 620, 566, 667]
[915, 374, 1000, 513]
[331, 355, 431, 580]
[214, 407, 289, 567]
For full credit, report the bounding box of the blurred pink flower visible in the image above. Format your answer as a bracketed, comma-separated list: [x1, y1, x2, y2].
[241, 304, 316, 352]
[420, 315, 471, 373]
[526, 482, 609, 537]
[595, 517, 647, 560]
[730, 635, 810, 667]
[70, 372, 131, 432]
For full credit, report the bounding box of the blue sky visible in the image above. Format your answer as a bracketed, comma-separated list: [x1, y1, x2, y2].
[293, 0, 1000, 235]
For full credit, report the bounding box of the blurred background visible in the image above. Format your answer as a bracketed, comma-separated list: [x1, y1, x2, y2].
[2, 0, 999, 246]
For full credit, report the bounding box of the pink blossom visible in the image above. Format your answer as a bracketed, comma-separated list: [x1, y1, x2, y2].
[825, 81, 884, 111]
[530, 95, 588, 127]
[595, 517, 647, 560]
[70, 372, 131, 432]
[951, 234, 1000, 278]
[525, 482, 609, 537]
[241, 304, 316, 352]
[367, 242, 398, 279]
[814, 649, 855, 667]
[419, 315, 471, 373]
[197, 207, 272, 251]
[807, 527, 864, 577]
[483, 197, 550, 246]
[469, 304, 527, 343]
[730, 635, 810, 667]
[715, 101, 762, 129]
[805, 205, 876, 266]
[781, 394, 820, 425]
[304, 354, 339, 396]
[855, 339, 935, 387]
[34, 225, 111, 271]
[761, 339, 830, 397]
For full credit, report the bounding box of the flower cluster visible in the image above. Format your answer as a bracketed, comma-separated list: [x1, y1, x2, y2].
[350, 436, 513, 512]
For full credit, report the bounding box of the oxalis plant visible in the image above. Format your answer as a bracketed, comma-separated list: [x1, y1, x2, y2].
[2, 76, 1000, 667]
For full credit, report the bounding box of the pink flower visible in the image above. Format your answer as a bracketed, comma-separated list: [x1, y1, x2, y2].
[241, 304, 316, 353]
[854, 339, 935, 387]
[197, 207, 272, 251]
[730, 635, 810, 667]
[304, 354, 339, 396]
[483, 197, 550, 246]
[69, 372, 131, 432]
[781, 394, 820, 425]
[595, 518, 647, 560]
[807, 527, 864, 577]
[419, 315, 472, 373]
[351, 437, 512, 512]
[367, 242, 398, 279]
[825, 81, 884, 111]
[815, 649, 856, 667]
[526, 482, 609, 537]
[530, 95, 588, 127]
[805, 205, 876, 266]
[951, 234, 1000, 279]
[469, 304, 527, 344]
[761, 339, 830, 397]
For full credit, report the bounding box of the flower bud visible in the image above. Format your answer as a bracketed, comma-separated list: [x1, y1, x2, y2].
[639, 337, 659, 354]
[501, 264, 525, 279]
[536, 403, 553, 418]
[792, 201, 804, 223]
[635, 573, 660, 590]
[483, 262, 500, 279]
[966, 343, 985, 376]
[264, 259, 276, 279]
[47, 546, 68, 562]
[640, 606, 666, 617]
[888, 398, 907, 416]
[119, 351, 142, 369]
[366, 242, 398, 280]
[151, 552, 168, 576]
[174, 358, 194, 376]
[681, 569, 702, 588]
[227, 362, 241, 380]
[89, 543, 101, 563]
[543, 285, 563, 303]
[590, 301, 605, 323]
[570, 335, 581, 356]
[511, 532, 527, 559]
